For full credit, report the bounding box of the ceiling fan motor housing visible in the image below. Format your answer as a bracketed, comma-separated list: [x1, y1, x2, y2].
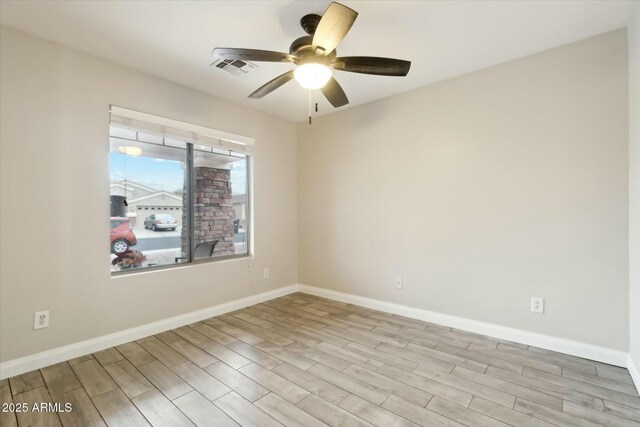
[293, 14, 337, 63]
[289, 35, 336, 64]
[289, 36, 314, 55]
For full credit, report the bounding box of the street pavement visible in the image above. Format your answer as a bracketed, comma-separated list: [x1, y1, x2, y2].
[133, 231, 247, 251]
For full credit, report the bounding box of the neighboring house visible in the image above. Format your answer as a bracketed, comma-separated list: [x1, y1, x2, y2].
[109, 180, 158, 200]
[110, 180, 245, 230]
[110, 180, 182, 230]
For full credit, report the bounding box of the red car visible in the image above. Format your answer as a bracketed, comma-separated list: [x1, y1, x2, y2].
[110, 217, 137, 253]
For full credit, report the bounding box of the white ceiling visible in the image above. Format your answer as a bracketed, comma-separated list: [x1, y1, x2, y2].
[1, 1, 636, 122]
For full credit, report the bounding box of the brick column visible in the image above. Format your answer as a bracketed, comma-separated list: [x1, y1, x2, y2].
[181, 167, 234, 258]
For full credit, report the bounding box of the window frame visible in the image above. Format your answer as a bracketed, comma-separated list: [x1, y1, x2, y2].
[110, 124, 253, 277]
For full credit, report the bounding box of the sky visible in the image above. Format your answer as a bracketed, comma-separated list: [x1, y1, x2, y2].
[109, 152, 247, 194]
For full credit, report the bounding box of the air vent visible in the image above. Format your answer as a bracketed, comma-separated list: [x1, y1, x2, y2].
[211, 58, 259, 76]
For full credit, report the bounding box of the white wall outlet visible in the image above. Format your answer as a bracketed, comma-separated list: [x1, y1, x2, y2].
[263, 268, 270, 279]
[34, 311, 49, 329]
[394, 277, 403, 289]
[531, 297, 544, 314]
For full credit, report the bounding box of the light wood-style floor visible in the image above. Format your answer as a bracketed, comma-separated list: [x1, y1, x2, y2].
[2, 293, 639, 427]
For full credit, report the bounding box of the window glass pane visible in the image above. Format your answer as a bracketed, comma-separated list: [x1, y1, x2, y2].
[192, 151, 249, 258]
[231, 157, 249, 255]
[109, 130, 187, 272]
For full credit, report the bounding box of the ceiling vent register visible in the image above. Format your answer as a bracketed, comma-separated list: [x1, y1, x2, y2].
[211, 58, 258, 76]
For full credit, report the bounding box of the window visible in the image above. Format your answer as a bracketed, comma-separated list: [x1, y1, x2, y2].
[109, 107, 252, 274]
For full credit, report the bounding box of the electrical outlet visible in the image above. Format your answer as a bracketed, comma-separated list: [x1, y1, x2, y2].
[263, 268, 270, 279]
[34, 311, 49, 329]
[394, 277, 403, 289]
[531, 297, 544, 314]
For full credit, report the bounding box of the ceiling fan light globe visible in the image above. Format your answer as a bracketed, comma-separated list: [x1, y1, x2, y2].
[294, 63, 332, 89]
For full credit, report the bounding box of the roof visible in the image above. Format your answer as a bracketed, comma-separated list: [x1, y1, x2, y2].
[128, 191, 182, 204]
[110, 180, 159, 193]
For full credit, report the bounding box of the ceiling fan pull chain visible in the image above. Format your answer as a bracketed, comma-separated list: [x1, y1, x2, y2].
[308, 91, 312, 125]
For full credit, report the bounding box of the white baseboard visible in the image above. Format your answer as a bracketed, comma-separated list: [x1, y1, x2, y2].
[0, 285, 298, 380]
[2, 283, 635, 387]
[628, 354, 640, 394]
[298, 284, 629, 368]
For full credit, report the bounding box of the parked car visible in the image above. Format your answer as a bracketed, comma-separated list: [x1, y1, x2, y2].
[144, 214, 178, 231]
[110, 217, 137, 254]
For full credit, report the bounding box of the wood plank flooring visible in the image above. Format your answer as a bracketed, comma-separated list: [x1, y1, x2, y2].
[2, 293, 639, 426]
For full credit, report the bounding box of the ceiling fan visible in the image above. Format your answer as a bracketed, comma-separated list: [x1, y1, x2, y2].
[212, 2, 411, 109]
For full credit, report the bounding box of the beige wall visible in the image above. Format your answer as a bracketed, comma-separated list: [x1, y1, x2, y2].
[0, 22, 634, 365]
[298, 30, 629, 350]
[0, 27, 298, 363]
[629, 5, 640, 373]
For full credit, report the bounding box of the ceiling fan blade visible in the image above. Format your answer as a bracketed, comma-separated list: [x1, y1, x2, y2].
[321, 77, 349, 108]
[333, 57, 411, 76]
[312, 2, 358, 56]
[249, 70, 295, 99]
[213, 48, 295, 63]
